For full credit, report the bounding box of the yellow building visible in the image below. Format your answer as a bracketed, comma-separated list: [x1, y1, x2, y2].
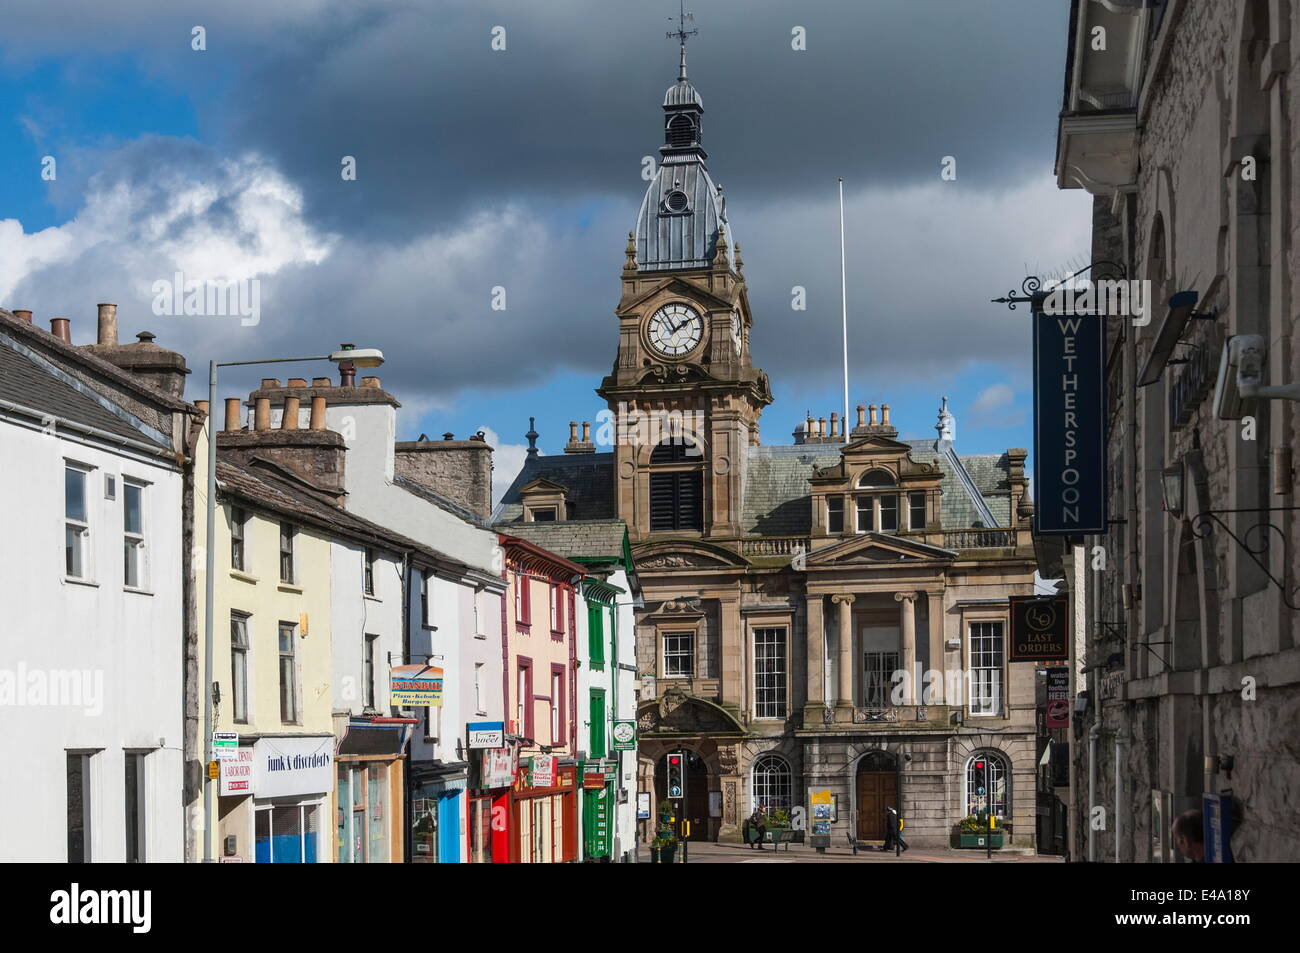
[196, 431, 338, 862]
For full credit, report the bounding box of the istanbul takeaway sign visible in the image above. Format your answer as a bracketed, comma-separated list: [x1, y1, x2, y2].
[1032, 304, 1106, 535]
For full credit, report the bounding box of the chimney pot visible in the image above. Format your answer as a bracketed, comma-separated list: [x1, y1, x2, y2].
[569, 421, 578, 442]
[287, 378, 308, 388]
[261, 378, 280, 389]
[254, 397, 271, 431]
[309, 395, 327, 430]
[50, 318, 72, 343]
[135, 331, 156, 343]
[818, 416, 826, 437]
[869, 404, 878, 426]
[856, 405, 866, 428]
[339, 364, 356, 387]
[582, 421, 591, 442]
[830, 412, 839, 437]
[195, 399, 209, 417]
[360, 376, 380, 388]
[12, 309, 32, 324]
[443, 432, 454, 441]
[96, 303, 118, 346]
[281, 396, 301, 430]
[312, 377, 331, 387]
[882, 404, 892, 426]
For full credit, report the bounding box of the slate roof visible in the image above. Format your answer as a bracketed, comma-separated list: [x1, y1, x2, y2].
[493, 442, 1012, 538]
[0, 340, 167, 450]
[493, 453, 616, 523]
[495, 519, 629, 562]
[217, 458, 475, 574]
[743, 440, 1011, 536]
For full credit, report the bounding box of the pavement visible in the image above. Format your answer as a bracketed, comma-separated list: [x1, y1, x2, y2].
[645, 840, 1065, 863]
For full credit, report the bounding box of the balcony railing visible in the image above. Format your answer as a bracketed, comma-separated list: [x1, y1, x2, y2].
[941, 528, 1015, 551]
[738, 536, 810, 557]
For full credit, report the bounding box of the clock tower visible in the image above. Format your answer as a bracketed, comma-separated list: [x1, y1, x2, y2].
[597, 36, 772, 539]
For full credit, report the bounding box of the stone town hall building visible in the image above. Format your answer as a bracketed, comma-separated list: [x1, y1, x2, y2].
[497, 45, 1041, 848]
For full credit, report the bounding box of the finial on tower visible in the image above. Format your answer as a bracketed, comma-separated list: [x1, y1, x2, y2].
[667, 1, 697, 81]
[935, 396, 956, 444]
[526, 416, 539, 457]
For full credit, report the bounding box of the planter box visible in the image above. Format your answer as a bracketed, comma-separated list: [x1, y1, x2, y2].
[958, 832, 1004, 849]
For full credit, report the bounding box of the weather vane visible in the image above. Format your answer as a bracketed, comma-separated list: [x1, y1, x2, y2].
[666, 2, 697, 49]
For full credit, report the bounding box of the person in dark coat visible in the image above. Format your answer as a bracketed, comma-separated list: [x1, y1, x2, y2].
[748, 806, 768, 849]
[880, 806, 908, 852]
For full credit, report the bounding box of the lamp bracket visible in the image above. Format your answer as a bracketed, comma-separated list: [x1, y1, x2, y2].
[1189, 507, 1300, 610]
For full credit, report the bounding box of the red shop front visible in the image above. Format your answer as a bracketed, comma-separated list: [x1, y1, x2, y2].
[510, 758, 578, 863]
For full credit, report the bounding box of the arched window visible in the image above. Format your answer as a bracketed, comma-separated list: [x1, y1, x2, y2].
[751, 754, 793, 815]
[854, 470, 900, 533]
[649, 438, 703, 531]
[667, 114, 697, 148]
[965, 751, 1010, 820]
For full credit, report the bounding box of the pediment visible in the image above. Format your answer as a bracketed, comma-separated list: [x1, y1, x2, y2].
[805, 533, 956, 567]
[637, 687, 746, 737]
[519, 477, 569, 494]
[618, 275, 736, 315]
[633, 539, 748, 570]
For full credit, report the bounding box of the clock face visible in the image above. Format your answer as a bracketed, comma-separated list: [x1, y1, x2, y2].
[730, 311, 743, 355]
[647, 303, 703, 358]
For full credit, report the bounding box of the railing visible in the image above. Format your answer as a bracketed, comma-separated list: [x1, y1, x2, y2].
[941, 528, 1015, 551]
[738, 536, 810, 557]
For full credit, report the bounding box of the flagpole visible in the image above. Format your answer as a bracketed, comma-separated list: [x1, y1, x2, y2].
[838, 177, 849, 440]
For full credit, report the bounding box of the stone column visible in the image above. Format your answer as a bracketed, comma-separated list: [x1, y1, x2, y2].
[926, 590, 945, 705]
[719, 597, 742, 711]
[895, 592, 917, 705]
[831, 594, 856, 707]
[803, 594, 825, 727]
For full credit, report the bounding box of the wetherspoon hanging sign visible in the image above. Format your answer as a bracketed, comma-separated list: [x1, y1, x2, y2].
[1032, 302, 1107, 535]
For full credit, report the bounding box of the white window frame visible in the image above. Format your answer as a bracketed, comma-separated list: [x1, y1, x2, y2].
[964, 751, 1010, 819]
[279, 522, 295, 584]
[122, 479, 147, 590]
[230, 612, 251, 724]
[662, 631, 695, 678]
[474, 662, 486, 715]
[363, 548, 375, 596]
[230, 506, 247, 572]
[550, 670, 563, 745]
[752, 626, 788, 719]
[968, 620, 1005, 717]
[750, 753, 793, 815]
[64, 462, 93, 581]
[278, 621, 299, 724]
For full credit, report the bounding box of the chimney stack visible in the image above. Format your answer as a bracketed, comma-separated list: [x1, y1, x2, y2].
[50, 318, 72, 343]
[830, 412, 839, 438]
[12, 309, 32, 324]
[96, 303, 118, 346]
[254, 397, 271, 431]
[281, 396, 301, 430]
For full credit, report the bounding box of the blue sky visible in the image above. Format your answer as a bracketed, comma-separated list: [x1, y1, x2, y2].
[0, 0, 1090, 489]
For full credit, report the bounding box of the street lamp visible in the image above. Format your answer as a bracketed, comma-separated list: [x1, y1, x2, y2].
[201, 344, 383, 862]
[1161, 460, 1185, 519]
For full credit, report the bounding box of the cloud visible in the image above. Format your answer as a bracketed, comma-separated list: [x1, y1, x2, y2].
[968, 383, 1024, 429]
[477, 424, 534, 511]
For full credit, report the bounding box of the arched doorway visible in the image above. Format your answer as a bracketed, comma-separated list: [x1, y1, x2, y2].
[855, 750, 899, 842]
[653, 750, 711, 841]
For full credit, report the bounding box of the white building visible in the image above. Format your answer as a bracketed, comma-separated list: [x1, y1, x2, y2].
[252, 372, 506, 862]
[0, 308, 197, 862]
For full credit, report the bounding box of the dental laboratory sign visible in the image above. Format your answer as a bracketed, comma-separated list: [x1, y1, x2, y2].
[1032, 300, 1106, 535]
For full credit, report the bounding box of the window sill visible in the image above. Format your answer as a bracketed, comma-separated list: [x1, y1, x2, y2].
[515, 623, 532, 634]
[364, 593, 382, 603]
[123, 586, 154, 597]
[63, 576, 99, 588]
[230, 570, 259, 585]
[475, 632, 488, 640]
[475, 710, 488, 717]
[277, 583, 304, 594]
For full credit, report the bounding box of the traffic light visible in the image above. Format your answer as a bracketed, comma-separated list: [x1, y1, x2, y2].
[972, 759, 987, 797]
[666, 751, 685, 799]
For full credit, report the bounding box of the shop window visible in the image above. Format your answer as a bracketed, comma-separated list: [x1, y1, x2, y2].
[255, 801, 319, 863]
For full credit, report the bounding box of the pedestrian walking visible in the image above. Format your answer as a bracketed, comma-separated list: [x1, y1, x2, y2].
[880, 806, 908, 853]
[747, 805, 768, 850]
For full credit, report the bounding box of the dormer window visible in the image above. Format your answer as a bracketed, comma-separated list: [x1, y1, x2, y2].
[854, 469, 899, 534]
[519, 478, 568, 522]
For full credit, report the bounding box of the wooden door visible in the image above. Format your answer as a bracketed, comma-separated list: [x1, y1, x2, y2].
[856, 769, 898, 841]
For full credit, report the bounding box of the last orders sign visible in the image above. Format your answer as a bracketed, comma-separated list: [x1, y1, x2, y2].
[1032, 310, 1106, 534]
[1009, 596, 1069, 662]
